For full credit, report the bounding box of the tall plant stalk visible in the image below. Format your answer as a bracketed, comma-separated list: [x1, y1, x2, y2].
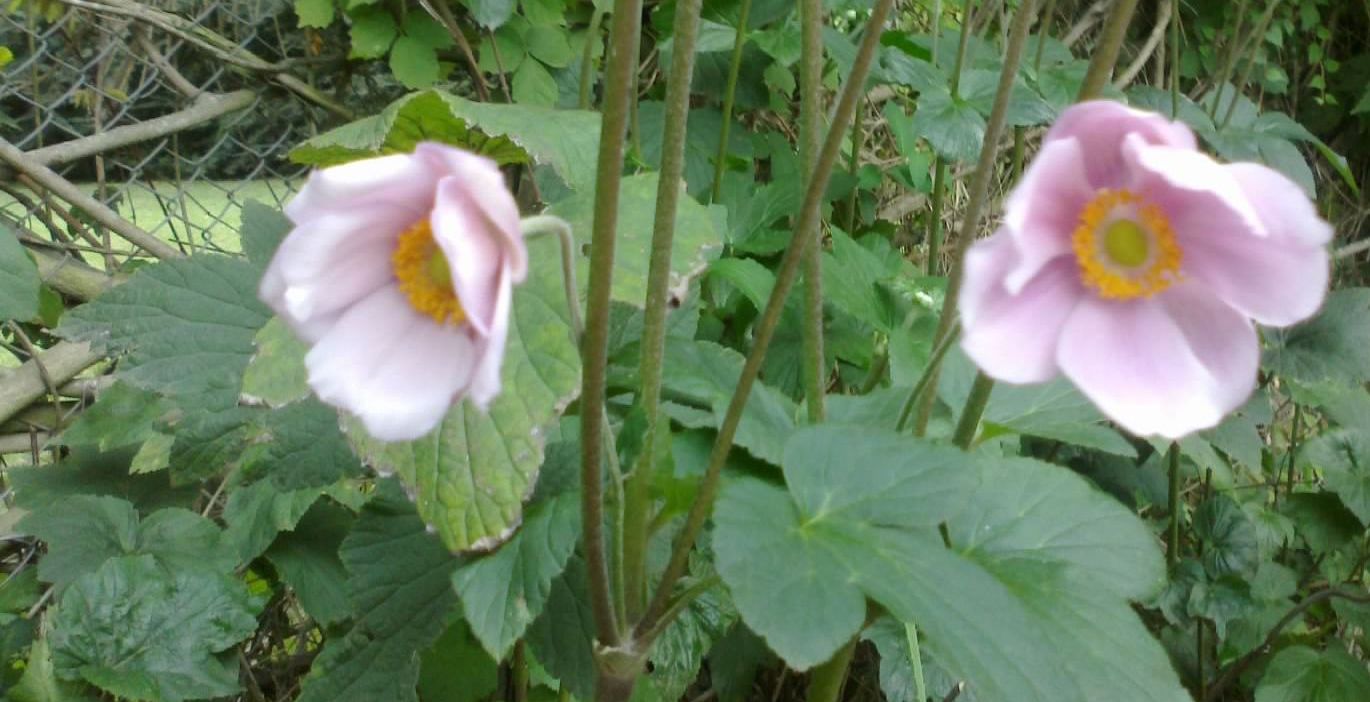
[799, 0, 826, 422]
[912, 0, 1038, 436]
[710, 0, 753, 203]
[624, 0, 704, 625]
[634, 0, 897, 641]
[1078, 0, 1142, 100]
[580, 0, 644, 657]
[924, 0, 977, 276]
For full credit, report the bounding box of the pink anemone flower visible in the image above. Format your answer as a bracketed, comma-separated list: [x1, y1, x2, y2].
[959, 100, 1331, 438]
[259, 143, 528, 441]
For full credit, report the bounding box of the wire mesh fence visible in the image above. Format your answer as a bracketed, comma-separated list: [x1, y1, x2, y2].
[0, 0, 336, 254]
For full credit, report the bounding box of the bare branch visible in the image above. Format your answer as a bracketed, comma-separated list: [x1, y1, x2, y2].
[0, 136, 182, 260]
[1114, 0, 1172, 89]
[0, 341, 102, 426]
[25, 244, 120, 300]
[1064, 0, 1113, 47]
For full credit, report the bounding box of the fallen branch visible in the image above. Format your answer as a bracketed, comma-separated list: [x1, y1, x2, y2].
[0, 137, 182, 260]
[1114, 0, 1171, 90]
[0, 341, 103, 426]
[1064, 0, 1112, 47]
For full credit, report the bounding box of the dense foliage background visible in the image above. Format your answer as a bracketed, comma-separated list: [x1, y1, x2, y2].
[1, 0, 1369, 701]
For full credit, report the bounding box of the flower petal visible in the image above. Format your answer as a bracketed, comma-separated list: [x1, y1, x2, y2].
[259, 208, 408, 342]
[416, 143, 527, 281]
[960, 234, 1084, 383]
[285, 154, 436, 224]
[305, 286, 485, 441]
[1056, 285, 1257, 438]
[1045, 100, 1198, 189]
[1123, 136, 1266, 237]
[431, 177, 506, 338]
[1001, 137, 1095, 293]
[466, 267, 514, 409]
[1227, 163, 1333, 247]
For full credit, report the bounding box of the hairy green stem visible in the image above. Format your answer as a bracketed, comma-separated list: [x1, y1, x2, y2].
[1033, 0, 1058, 72]
[1221, 0, 1279, 129]
[580, 8, 606, 109]
[1011, 126, 1025, 180]
[913, 0, 1038, 436]
[710, 0, 753, 202]
[925, 158, 947, 274]
[895, 321, 961, 432]
[1169, 0, 1180, 117]
[513, 640, 529, 702]
[906, 622, 927, 702]
[805, 637, 858, 702]
[635, 0, 897, 639]
[1077, 0, 1141, 101]
[580, 0, 644, 650]
[799, 0, 826, 423]
[951, 371, 994, 448]
[1209, 0, 1251, 119]
[1167, 441, 1181, 572]
[520, 215, 583, 341]
[624, 0, 704, 625]
[844, 100, 864, 232]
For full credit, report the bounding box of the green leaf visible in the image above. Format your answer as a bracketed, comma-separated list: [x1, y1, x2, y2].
[299, 481, 459, 702]
[58, 382, 174, 452]
[707, 257, 775, 312]
[1193, 495, 1261, 579]
[940, 350, 1135, 457]
[348, 8, 398, 59]
[246, 400, 364, 490]
[1265, 288, 1370, 385]
[56, 256, 270, 411]
[19, 496, 233, 591]
[910, 87, 985, 162]
[546, 172, 725, 307]
[1281, 493, 1362, 554]
[221, 479, 325, 562]
[295, 0, 335, 28]
[526, 554, 596, 700]
[479, 26, 526, 73]
[1255, 645, 1370, 702]
[347, 235, 579, 552]
[51, 555, 260, 702]
[402, 13, 454, 49]
[265, 501, 354, 627]
[239, 201, 291, 269]
[464, 0, 516, 29]
[10, 635, 95, 702]
[291, 90, 601, 193]
[452, 491, 581, 659]
[389, 36, 443, 89]
[645, 579, 735, 702]
[637, 104, 753, 197]
[1304, 430, 1370, 525]
[417, 619, 499, 702]
[241, 318, 310, 407]
[512, 58, 559, 106]
[0, 224, 41, 321]
[525, 25, 572, 67]
[7, 447, 196, 514]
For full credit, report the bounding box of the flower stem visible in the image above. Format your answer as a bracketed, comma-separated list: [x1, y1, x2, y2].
[624, 0, 704, 625]
[1033, 0, 1058, 72]
[799, 0, 826, 423]
[634, 0, 897, 640]
[906, 622, 927, 702]
[519, 215, 582, 340]
[1167, 441, 1181, 572]
[1077, 0, 1140, 101]
[951, 371, 994, 448]
[1169, 0, 1180, 118]
[924, 0, 973, 276]
[710, 0, 752, 203]
[913, 0, 1039, 436]
[894, 320, 960, 433]
[580, 8, 607, 109]
[580, 0, 644, 649]
[805, 637, 858, 702]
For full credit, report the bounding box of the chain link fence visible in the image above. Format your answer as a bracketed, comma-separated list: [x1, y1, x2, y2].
[0, 0, 346, 254]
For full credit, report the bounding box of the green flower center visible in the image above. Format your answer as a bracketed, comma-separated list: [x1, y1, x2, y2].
[1102, 219, 1150, 268]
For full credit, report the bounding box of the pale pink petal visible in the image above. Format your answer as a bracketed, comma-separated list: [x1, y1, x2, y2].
[1227, 163, 1333, 247]
[1001, 137, 1095, 293]
[285, 154, 436, 224]
[1045, 100, 1197, 189]
[431, 177, 505, 338]
[1122, 136, 1266, 237]
[416, 143, 527, 281]
[961, 234, 1084, 383]
[258, 208, 410, 342]
[466, 268, 514, 408]
[1124, 140, 1329, 326]
[1056, 285, 1257, 438]
[305, 286, 484, 441]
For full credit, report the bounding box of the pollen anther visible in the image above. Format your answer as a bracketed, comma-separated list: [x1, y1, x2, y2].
[392, 220, 466, 325]
[1071, 189, 1182, 299]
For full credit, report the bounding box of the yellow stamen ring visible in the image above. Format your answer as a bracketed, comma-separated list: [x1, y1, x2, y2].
[392, 219, 467, 325]
[1071, 189, 1182, 299]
